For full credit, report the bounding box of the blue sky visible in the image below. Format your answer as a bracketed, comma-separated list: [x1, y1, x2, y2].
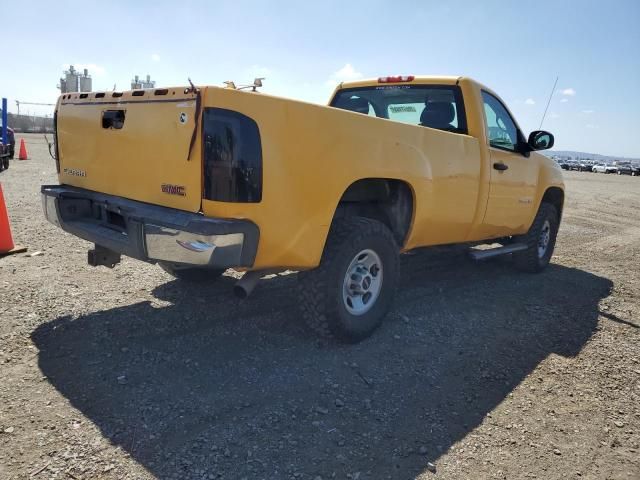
[3, 0, 639, 157]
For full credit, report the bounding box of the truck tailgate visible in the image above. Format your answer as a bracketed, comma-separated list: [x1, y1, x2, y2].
[56, 88, 202, 212]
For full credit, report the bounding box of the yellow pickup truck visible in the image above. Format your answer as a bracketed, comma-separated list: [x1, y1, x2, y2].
[42, 75, 564, 342]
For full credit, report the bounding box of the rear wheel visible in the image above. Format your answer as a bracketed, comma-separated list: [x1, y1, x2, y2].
[298, 217, 399, 343]
[513, 203, 559, 273]
[158, 262, 225, 283]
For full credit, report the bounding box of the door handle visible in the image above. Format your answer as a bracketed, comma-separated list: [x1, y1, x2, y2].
[493, 162, 509, 171]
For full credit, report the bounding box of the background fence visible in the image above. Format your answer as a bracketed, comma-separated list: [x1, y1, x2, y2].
[7, 113, 54, 133]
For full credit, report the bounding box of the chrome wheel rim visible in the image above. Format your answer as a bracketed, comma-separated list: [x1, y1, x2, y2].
[342, 249, 383, 315]
[538, 220, 551, 258]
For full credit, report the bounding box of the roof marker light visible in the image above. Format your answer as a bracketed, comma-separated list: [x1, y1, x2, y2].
[378, 75, 415, 83]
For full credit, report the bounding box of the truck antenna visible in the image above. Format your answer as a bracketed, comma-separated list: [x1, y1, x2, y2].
[539, 76, 558, 130]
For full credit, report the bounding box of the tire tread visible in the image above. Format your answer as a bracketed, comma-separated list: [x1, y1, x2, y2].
[513, 203, 558, 273]
[298, 217, 398, 341]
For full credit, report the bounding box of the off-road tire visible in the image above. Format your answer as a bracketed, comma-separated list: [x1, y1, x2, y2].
[158, 262, 225, 283]
[513, 203, 559, 273]
[297, 217, 399, 343]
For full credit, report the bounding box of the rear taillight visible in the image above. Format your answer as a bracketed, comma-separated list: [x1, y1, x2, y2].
[378, 75, 415, 83]
[202, 108, 262, 203]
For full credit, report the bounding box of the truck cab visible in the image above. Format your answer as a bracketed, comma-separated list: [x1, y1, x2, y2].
[329, 76, 563, 243]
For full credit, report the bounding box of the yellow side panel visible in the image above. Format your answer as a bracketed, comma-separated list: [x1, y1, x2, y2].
[482, 147, 539, 235]
[56, 90, 202, 212]
[458, 78, 564, 241]
[201, 88, 482, 269]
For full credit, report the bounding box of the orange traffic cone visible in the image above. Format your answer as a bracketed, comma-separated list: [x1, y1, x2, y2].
[0, 183, 27, 256]
[18, 138, 28, 160]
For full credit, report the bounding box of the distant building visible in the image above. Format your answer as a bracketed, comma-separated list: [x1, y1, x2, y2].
[131, 74, 156, 89]
[79, 71, 92, 92]
[59, 65, 92, 93]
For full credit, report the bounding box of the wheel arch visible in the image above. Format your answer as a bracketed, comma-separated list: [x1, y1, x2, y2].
[331, 178, 415, 247]
[540, 186, 564, 221]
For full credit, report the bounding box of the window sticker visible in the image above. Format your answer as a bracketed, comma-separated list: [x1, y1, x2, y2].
[375, 85, 411, 90]
[389, 105, 417, 113]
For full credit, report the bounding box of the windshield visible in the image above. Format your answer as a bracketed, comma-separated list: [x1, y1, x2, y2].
[331, 84, 467, 134]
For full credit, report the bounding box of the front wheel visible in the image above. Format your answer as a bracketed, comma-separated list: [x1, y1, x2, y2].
[513, 203, 559, 273]
[158, 262, 225, 283]
[298, 217, 399, 343]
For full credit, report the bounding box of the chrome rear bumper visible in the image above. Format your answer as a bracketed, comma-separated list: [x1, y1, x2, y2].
[41, 185, 259, 268]
[144, 224, 245, 265]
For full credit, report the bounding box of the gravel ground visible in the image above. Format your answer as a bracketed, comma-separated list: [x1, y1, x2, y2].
[1, 134, 638, 480]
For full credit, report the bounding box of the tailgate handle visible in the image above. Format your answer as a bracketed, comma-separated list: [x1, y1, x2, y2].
[493, 162, 509, 171]
[102, 110, 126, 129]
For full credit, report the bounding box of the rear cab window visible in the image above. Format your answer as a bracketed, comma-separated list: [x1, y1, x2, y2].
[331, 84, 467, 134]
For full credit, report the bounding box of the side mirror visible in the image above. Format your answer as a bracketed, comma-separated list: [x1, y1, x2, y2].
[528, 130, 554, 151]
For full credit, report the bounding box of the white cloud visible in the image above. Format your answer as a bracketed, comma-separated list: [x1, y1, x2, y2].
[582, 109, 594, 114]
[560, 88, 576, 96]
[524, 98, 535, 105]
[63, 63, 106, 76]
[560, 98, 569, 103]
[326, 63, 363, 86]
[550, 112, 560, 119]
[586, 124, 597, 129]
[247, 65, 271, 76]
[151, 53, 161, 62]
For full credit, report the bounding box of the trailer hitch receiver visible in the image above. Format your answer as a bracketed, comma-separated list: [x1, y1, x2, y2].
[88, 244, 121, 268]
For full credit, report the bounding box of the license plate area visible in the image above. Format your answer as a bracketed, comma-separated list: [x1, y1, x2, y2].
[105, 209, 127, 232]
[59, 197, 129, 235]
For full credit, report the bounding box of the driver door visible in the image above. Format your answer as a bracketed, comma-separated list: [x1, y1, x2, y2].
[482, 91, 538, 235]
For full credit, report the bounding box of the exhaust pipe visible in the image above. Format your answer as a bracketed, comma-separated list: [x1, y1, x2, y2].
[233, 270, 267, 299]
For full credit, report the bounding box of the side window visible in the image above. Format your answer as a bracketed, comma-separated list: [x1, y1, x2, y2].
[482, 91, 519, 151]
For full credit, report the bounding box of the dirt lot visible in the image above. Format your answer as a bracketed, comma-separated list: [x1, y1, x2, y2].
[1, 134, 638, 480]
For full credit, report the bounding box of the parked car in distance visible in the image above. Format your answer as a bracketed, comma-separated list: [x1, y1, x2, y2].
[0, 125, 15, 171]
[568, 161, 590, 172]
[577, 161, 594, 172]
[0, 125, 15, 158]
[592, 164, 618, 174]
[0, 146, 9, 171]
[559, 161, 571, 170]
[616, 164, 640, 176]
[568, 162, 581, 171]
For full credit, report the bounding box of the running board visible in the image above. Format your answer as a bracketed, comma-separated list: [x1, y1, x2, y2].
[469, 243, 528, 261]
